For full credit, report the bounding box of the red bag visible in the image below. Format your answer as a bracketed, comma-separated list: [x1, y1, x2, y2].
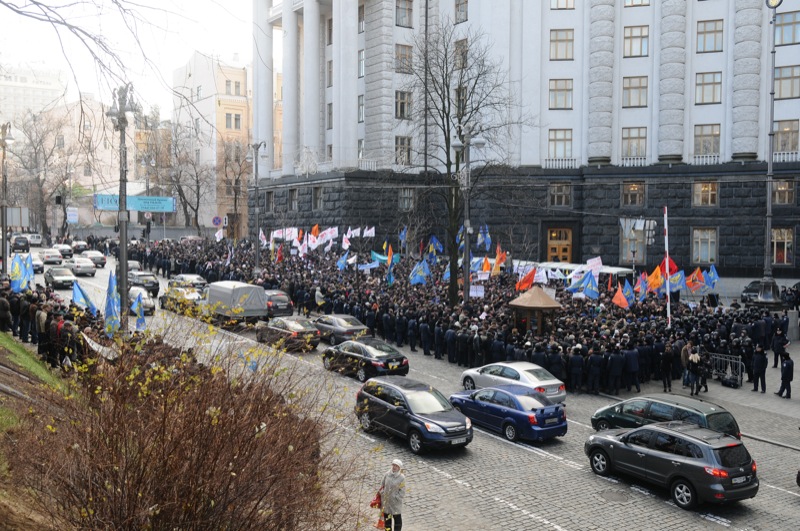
[369, 491, 382, 509]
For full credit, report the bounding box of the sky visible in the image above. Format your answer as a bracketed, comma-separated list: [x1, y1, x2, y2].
[0, 0, 253, 116]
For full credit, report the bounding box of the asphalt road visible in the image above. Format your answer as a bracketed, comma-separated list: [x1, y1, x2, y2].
[31, 253, 800, 530]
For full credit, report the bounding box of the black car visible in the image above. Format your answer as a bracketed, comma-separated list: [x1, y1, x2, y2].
[314, 314, 369, 345]
[355, 376, 473, 454]
[740, 280, 761, 303]
[128, 271, 160, 297]
[264, 289, 294, 318]
[256, 316, 321, 352]
[322, 337, 409, 382]
[11, 236, 30, 253]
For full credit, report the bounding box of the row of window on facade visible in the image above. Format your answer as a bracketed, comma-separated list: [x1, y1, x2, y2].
[260, 186, 416, 214]
[546, 121, 799, 161]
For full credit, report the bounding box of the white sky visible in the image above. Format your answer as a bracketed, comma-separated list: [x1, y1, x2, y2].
[0, 0, 253, 116]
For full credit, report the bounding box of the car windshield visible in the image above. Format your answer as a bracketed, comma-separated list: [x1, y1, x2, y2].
[714, 444, 751, 468]
[516, 394, 553, 410]
[405, 388, 453, 415]
[336, 316, 363, 327]
[137, 275, 158, 282]
[524, 368, 557, 382]
[50, 268, 72, 276]
[287, 320, 317, 332]
[706, 412, 739, 437]
[269, 294, 290, 304]
[363, 342, 401, 358]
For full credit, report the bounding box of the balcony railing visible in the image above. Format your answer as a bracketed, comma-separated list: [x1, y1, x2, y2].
[620, 156, 647, 167]
[775, 151, 799, 163]
[542, 158, 577, 169]
[358, 159, 377, 171]
[692, 154, 720, 165]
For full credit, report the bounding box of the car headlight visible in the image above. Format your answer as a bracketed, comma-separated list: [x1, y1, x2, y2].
[465, 418, 472, 430]
[424, 422, 445, 434]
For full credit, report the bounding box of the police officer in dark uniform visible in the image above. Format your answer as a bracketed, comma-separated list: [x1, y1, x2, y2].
[752, 343, 768, 393]
[419, 318, 431, 356]
[607, 345, 625, 396]
[587, 345, 604, 395]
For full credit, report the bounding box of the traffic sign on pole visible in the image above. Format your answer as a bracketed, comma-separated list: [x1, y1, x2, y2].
[212, 216, 222, 227]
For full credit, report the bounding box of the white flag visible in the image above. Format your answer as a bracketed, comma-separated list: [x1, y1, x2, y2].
[363, 226, 375, 237]
[346, 226, 352, 239]
[534, 268, 548, 285]
[342, 234, 351, 250]
[347, 254, 358, 265]
[352, 227, 361, 238]
[215, 228, 224, 242]
[259, 228, 268, 247]
[324, 239, 334, 253]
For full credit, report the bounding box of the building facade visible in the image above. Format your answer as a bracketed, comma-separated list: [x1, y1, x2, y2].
[0, 64, 67, 124]
[252, 0, 800, 278]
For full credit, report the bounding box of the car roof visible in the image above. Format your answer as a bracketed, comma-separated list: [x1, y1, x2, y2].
[637, 394, 728, 414]
[646, 421, 742, 448]
[365, 375, 432, 392]
[353, 337, 390, 347]
[487, 384, 552, 398]
[130, 271, 155, 276]
[487, 361, 544, 370]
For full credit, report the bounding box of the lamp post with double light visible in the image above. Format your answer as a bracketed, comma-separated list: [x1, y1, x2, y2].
[106, 83, 135, 330]
[246, 140, 266, 275]
[0, 123, 14, 275]
[451, 124, 485, 304]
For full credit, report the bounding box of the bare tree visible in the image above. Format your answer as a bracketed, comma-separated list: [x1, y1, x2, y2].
[169, 123, 215, 233]
[220, 138, 250, 239]
[403, 17, 532, 305]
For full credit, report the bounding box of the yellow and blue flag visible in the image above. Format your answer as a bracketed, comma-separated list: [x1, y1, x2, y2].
[9, 255, 26, 293]
[72, 281, 98, 316]
[337, 250, 349, 271]
[104, 271, 121, 338]
[131, 292, 146, 332]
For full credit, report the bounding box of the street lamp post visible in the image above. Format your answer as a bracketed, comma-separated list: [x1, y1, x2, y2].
[247, 141, 267, 275]
[0, 123, 14, 275]
[107, 83, 134, 331]
[452, 125, 485, 304]
[756, 0, 783, 307]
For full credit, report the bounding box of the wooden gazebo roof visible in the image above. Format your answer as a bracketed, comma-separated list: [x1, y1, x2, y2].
[508, 286, 562, 311]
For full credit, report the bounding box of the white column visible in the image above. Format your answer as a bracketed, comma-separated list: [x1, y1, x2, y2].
[253, 0, 274, 176]
[303, 0, 321, 156]
[333, 0, 358, 166]
[508, 0, 523, 166]
[283, 2, 299, 175]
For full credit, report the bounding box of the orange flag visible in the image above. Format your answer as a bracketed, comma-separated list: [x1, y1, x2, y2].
[276, 244, 284, 263]
[516, 268, 536, 291]
[386, 244, 394, 266]
[297, 229, 304, 242]
[482, 256, 491, 272]
[647, 266, 664, 292]
[607, 274, 612, 292]
[612, 283, 630, 308]
[311, 224, 320, 238]
[491, 251, 507, 277]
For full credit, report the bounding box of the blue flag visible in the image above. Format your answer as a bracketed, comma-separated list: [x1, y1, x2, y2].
[409, 260, 431, 285]
[476, 225, 486, 250]
[583, 274, 600, 300]
[336, 250, 349, 271]
[566, 272, 588, 293]
[429, 235, 444, 254]
[669, 270, 688, 292]
[386, 261, 395, 286]
[705, 264, 720, 290]
[443, 266, 451, 282]
[622, 279, 635, 306]
[9, 255, 26, 293]
[104, 271, 121, 338]
[131, 292, 146, 332]
[398, 226, 408, 247]
[72, 282, 98, 316]
[24, 254, 34, 284]
[482, 224, 492, 252]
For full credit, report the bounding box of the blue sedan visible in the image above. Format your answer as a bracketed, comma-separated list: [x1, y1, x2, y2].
[449, 385, 568, 442]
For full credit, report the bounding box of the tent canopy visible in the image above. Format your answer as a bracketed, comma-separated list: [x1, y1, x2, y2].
[508, 286, 562, 311]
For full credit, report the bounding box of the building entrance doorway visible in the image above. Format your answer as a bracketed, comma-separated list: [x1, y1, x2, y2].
[547, 228, 572, 262]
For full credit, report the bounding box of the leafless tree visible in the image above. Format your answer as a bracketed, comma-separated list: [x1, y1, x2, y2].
[220, 138, 250, 239]
[169, 122, 216, 233]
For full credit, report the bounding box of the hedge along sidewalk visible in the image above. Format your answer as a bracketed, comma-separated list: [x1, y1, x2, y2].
[0, 334, 62, 389]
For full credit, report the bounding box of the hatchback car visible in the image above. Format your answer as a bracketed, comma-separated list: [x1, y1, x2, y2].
[264, 289, 295, 318]
[323, 337, 409, 382]
[168, 273, 207, 289]
[44, 267, 76, 289]
[355, 376, 473, 454]
[53, 243, 73, 258]
[11, 236, 30, 253]
[585, 421, 758, 510]
[314, 314, 369, 345]
[40, 248, 64, 264]
[461, 362, 567, 403]
[128, 286, 156, 316]
[256, 316, 321, 351]
[450, 385, 567, 442]
[128, 271, 160, 297]
[63, 257, 97, 277]
[71, 241, 89, 253]
[591, 394, 741, 439]
[81, 250, 107, 268]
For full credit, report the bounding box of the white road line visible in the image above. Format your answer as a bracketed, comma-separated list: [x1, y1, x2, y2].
[473, 427, 585, 470]
[763, 483, 800, 498]
[567, 419, 593, 429]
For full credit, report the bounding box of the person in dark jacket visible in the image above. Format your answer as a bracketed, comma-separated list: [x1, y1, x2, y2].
[607, 347, 625, 395]
[456, 328, 469, 367]
[0, 291, 10, 332]
[531, 343, 548, 370]
[623, 344, 641, 393]
[688, 350, 703, 396]
[419, 318, 431, 356]
[395, 312, 407, 348]
[775, 352, 793, 399]
[434, 321, 444, 360]
[586, 347, 604, 395]
[365, 306, 377, 337]
[9, 292, 20, 336]
[445, 325, 458, 363]
[771, 328, 790, 369]
[505, 340, 516, 362]
[660, 343, 674, 393]
[568, 347, 584, 393]
[547, 346, 564, 381]
[407, 316, 418, 352]
[751, 344, 768, 393]
[490, 334, 505, 366]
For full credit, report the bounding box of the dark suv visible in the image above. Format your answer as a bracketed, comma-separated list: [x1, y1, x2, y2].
[128, 271, 160, 297]
[355, 376, 473, 454]
[12, 236, 30, 253]
[591, 394, 741, 439]
[264, 289, 294, 317]
[585, 421, 758, 510]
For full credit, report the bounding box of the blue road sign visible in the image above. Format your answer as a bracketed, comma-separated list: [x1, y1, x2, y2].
[94, 194, 176, 213]
[212, 216, 222, 227]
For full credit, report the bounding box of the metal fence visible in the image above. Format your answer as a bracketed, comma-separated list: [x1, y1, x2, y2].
[708, 353, 746, 388]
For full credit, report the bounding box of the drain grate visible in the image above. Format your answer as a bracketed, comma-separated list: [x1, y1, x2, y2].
[599, 490, 629, 503]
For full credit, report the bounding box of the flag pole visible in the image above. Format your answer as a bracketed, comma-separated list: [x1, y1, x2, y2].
[663, 206, 671, 328]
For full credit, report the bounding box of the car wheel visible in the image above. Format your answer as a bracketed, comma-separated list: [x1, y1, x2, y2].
[359, 412, 374, 433]
[463, 377, 476, 390]
[503, 423, 519, 442]
[408, 430, 424, 455]
[322, 356, 333, 371]
[671, 479, 697, 510]
[356, 366, 368, 383]
[329, 335, 337, 346]
[589, 449, 611, 476]
[596, 419, 611, 431]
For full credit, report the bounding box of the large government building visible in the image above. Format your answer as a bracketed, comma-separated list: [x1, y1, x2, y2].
[250, 0, 800, 278]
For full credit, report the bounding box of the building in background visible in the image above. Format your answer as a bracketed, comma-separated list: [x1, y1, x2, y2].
[0, 63, 67, 123]
[172, 51, 252, 239]
[251, 0, 800, 278]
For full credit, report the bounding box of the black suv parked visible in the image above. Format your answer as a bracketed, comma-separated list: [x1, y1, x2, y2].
[12, 236, 30, 253]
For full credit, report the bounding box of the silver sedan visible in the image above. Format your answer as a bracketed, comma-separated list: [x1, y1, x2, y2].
[63, 257, 97, 277]
[460, 361, 567, 403]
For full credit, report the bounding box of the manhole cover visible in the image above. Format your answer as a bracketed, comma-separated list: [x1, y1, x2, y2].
[599, 490, 629, 503]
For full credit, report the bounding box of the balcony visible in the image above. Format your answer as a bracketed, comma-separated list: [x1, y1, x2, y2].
[620, 157, 647, 167]
[692, 154, 720, 165]
[543, 158, 577, 169]
[775, 151, 798, 163]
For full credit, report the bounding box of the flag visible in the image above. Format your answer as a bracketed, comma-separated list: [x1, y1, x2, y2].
[324, 238, 334, 253]
[311, 224, 320, 238]
[24, 254, 34, 284]
[607, 274, 612, 292]
[443, 266, 450, 282]
[482, 224, 491, 252]
[382, 240, 387, 253]
[491, 250, 507, 277]
[534, 268, 548, 284]
[516, 268, 536, 291]
[622, 279, 635, 306]
[659, 255, 679, 277]
[276, 243, 284, 263]
[104, 271, 121, 338]
[346, 226, 352, 238]
[687, 267, 705, 293]
[297, 229, 304, 242]
[647, 266, 664, 292]
[72, 282, 98, 316]
[612, 283, 630, 309]
[386, 244, 394, 267]
[409, 261, 430, 285]
[429, 235, 444, 253]
[456, 225, 465, 252]
[131, 292, 146, 332]
[342, 234, 351, 250]
[705, 264, 720, 289]
[386, 267, 395, 286]
[566, 272, 588, 293]
[360, 226, 371, 237]
[482, 256, 491, 272]
[398, 226, 407, 247]
[669, 270, 688, 292]
[214, 228, 224, 242]
[583, 274, 599, 299]
[9, 255, 25, 293]
[476, 225, 485, 249]
[225, 245, 233, 267]
[337, 250, 349, 271]
[259, 228, 268, 247]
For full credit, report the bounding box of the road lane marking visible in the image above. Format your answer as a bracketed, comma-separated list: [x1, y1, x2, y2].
[567, 419, 593, 429]
[473, 427, 584, 470]
[763, 483, 800, 498]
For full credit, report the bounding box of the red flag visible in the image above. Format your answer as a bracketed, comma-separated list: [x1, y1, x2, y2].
[311, 224, 320, 238]
[607, 274, 612, 292]
[659, 255, 678, 276]
[516, 268, 536, 292]
[419, 240, 424, 255]
[276, 244, 284, 263]
[612, 283, 630, 308]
